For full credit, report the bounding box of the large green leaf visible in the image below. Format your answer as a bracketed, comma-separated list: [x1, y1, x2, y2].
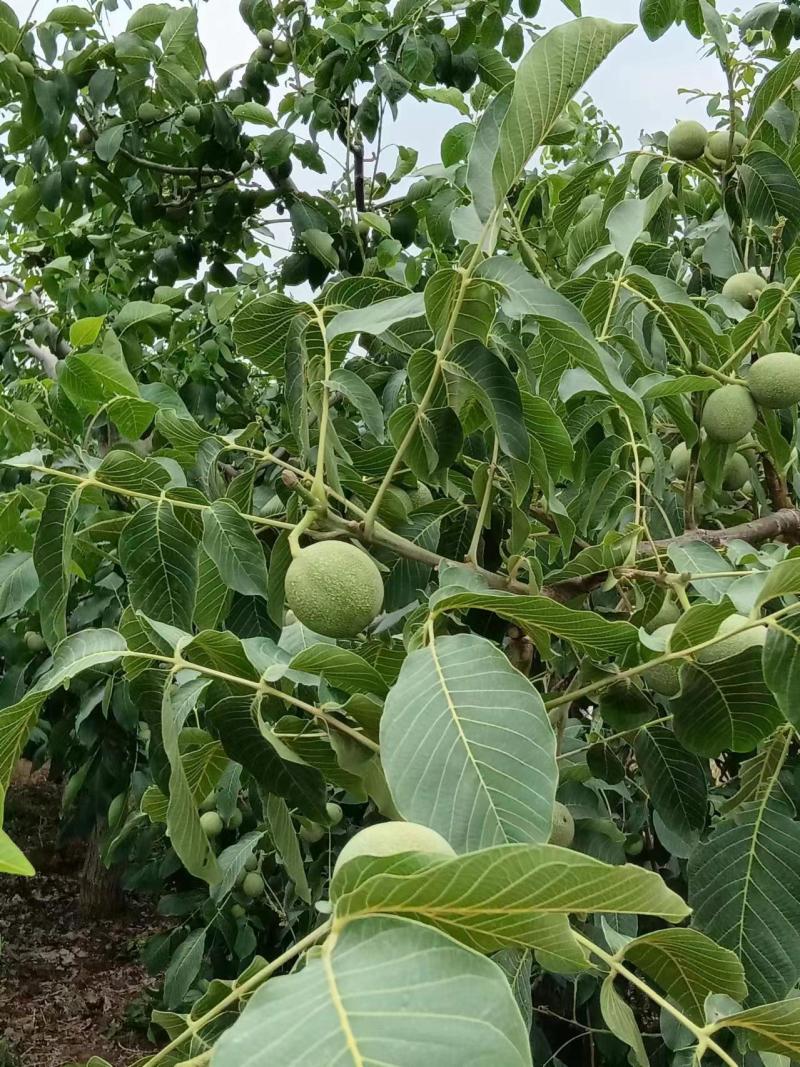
[710, 998, 800, 1058]
[443, 340, 529, 461]
[332, 844, 689, 967]
[740, 150, 800, 244]
[640, 0, 679, 39]
[634, 727, 707, 837]
[33, 483, 82, 649]
[211, 917, 534, 1067]
[119, 501, 198, 631]
[689, 800, 800, 1004]
[622, 928, 747, 1024]
[747, 48, 800, 143]
[162, 677, 221, 885]
[670, 648, 782, 756]
[763, 611, 800, 727]
[201, 499, 268, 599]
[600, 976, 649, 1067]
[288, 643, 388, 697]
[59, 351, 139, 413]
[467, 18, 634, 220]
[326, 292, 425, 340]
[430, 587, 638, 656]
[36, 628, 128, 691]
[381, 633, 558, 852]
[264, 794, 311, 903]
[232, 293, 306, 372]
[0, 691, 49, 792]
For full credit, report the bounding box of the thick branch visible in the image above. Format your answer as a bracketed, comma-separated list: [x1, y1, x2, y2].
[639, 508, 800, 553]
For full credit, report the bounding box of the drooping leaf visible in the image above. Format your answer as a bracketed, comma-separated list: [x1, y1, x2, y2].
[119, 501, 198, 631]
[201, 500, 268, 599]
[33, 483, 81, 649]
[381, 633, 557, 852]
[210, 917, 534, 1067]
[634, 727, 707, 837]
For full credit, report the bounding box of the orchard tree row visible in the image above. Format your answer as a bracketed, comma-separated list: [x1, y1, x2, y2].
[1, 0, 800, 1064]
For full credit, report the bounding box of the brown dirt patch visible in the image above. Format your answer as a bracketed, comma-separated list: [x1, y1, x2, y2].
[1, 780, 162, 1067]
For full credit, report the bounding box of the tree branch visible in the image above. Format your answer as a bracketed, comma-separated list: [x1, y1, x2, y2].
[639, 508, 800, 553]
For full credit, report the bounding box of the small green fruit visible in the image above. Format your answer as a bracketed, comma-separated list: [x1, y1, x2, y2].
[258, 29, 274, 47]
[747, 352, 800, 409]
[18, 60, 34, 79]
[407, 483, 433, 509]
[642, 624, 681, 696]
[669, 441, 691, 479]
[334, 821, 456, 875]
[244, 854, 259, 872]
[625, 836, 645, 856]
[284, 541, 384, 639]
[231, 903, 246, 918]
[272, 39, 290, 58]
[199, 792, 216, 812]
[242, 871, 265, 898]
[722, 451, 750, 490]
[228, 808, 243, 830]
[200, 811, 224, 838]
[137, 102, 161, 123]
[722, 271, 768, 309]
[701, 384, 757, 444]
[696, 613, 766, 664]
[549, 802, 575, 847]
[668, 120, 707, 161]
[326, 801, 343, 826]
[24, 630, 45, 652]
[706, 129, 746, 165]
[300, 822, 325, 843]
[182, 105, 201, 126]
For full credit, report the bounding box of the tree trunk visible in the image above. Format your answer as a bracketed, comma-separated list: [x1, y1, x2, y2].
[79, 821, 124, 920]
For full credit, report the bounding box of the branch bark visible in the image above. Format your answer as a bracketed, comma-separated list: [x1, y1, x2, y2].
[638, 507, 800, 553]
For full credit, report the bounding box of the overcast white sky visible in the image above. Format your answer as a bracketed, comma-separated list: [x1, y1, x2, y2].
[15, 0, 736, 179]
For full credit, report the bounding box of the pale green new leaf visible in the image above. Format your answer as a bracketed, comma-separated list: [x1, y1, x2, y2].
[332, 844, 689, 967]
[467, 18, 634, 220]
[201, 499, 268, 599]
[326, 293, 425, 340]
[623, 928, 747, 1024]
[35, 629, 128, 691]
[0, 827, 35, 876]
[210, 916, 533, 1067]
[0, 691, 49, 792]
[689, 800, 800, 1004]
[119, 501, 198, 631]
[381, 633, 558, 852]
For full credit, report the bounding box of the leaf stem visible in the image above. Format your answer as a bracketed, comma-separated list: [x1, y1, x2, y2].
[140, 920, 332, 1067]
[308, 302, 332, 510]
[572, 931, 739, 1067]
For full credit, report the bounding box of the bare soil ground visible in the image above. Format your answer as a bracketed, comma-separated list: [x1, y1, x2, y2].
[1, 776, 161, 1067]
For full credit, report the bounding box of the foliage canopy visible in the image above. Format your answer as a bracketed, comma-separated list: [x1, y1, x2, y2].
[1, 0, 800, 1064]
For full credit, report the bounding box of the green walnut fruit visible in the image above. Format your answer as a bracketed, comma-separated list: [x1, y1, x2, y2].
[242, 871, 265, 898]
[549, 802, 575, 848]
[722, 271, 768, 309]
[408, 483, 433, 509]
[706, 129, 746, 165]
[334, 821, 456, 875]
[326, 801, 343, 826]
[668, 119, 707, 161]
[199, 792, 217, 812]
[137, 102, 161, 123]
[747, 352, 800, 409]
[244, 853, 259, 872]
[642, 624, 681, 696]
[258, 28, 274, 47]
[722, 451, 750, 490]
[272, 38, 290, 58]
[280, 252, 312, 286]
[669, 441, 691, 479]
[231, 903, 246, 919]
[182, 104, 201, 126]
[200, 811, 224, 838]
[24, 630, 45, 652]
[18, 60, 34, 79]
[228, 808, 243, 829]
[701, 384, 757, 444]
[696, 613, 766, 664]
[625, 836, 644, 856]
[285, 540, 384, 639]
[299, 822, 325, 843]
